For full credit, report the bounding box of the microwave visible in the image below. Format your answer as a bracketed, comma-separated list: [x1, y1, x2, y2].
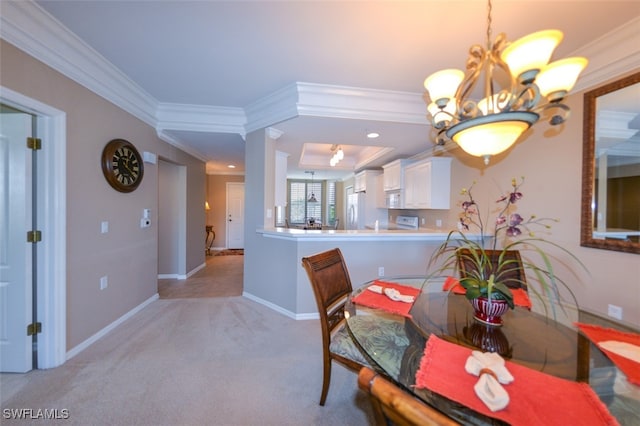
[385, 191, 401, 209]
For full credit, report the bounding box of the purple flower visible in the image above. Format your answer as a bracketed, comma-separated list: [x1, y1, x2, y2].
[506, 226, 522, 237]
[462, 201, 475, 211]
[496, 215, 506, 225]
[509, 191, 523, 203]
[509, 214, 523, 226]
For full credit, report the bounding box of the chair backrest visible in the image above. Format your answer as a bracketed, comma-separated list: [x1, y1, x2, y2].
[456, 248, 527, 291]
[358, 367, 459, 426]
[301, 248, 353, 343]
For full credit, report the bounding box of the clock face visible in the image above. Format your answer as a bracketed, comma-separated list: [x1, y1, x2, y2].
[101, 139, 144, 192]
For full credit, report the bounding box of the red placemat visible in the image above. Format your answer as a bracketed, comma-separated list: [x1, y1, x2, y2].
[415, 335, 618, 425]
[352, 280, 420, 318]
[443, 276, 532, 309]
[576, 322, 640, 385]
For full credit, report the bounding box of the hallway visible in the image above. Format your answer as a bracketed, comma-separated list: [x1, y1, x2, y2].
[158, 253, 243, 299]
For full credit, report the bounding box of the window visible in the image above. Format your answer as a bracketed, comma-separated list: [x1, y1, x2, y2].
[326, 181, 336, 226]
[288, 179, 338, 226]
[289, 180, 323, 225]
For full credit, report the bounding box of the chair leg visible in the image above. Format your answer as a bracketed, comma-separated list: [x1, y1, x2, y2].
[320, 357, 332, 406]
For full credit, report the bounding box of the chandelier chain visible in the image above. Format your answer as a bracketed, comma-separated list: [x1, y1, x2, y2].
[486, 0, 493, 49]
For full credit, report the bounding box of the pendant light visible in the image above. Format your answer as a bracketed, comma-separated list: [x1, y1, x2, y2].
[306, 171, 318, 203]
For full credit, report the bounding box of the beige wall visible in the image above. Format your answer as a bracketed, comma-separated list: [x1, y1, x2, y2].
[1, 40, 206, 349]
[206, 174, 245, 249]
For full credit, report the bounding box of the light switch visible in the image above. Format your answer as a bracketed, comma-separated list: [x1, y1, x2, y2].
[101, 221, 109, 234]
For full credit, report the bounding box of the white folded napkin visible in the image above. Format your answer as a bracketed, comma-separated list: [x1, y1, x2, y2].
[366, 284, 415, 303]
[367, 284, 384, 294]
[465, 350, 513, 412]
[599, 340, 640, 363]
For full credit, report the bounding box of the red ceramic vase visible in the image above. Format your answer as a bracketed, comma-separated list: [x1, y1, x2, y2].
[470, 296, 509, 326]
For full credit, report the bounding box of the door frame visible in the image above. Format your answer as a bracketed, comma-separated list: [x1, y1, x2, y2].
[1, 86, 67, 368]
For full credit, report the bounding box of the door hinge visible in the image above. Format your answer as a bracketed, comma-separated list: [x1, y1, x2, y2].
[27, 137, 42, 150]
[27, 230, 42, 243]
[27, 322, 42, 336]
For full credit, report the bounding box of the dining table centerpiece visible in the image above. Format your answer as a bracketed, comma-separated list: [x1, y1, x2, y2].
[427, 177, 585, 326]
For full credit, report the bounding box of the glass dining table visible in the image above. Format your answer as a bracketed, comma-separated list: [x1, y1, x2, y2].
[345, 276, 640, 425]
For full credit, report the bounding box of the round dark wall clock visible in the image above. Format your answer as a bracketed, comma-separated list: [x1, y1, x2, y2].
[101, 138, 144, 193]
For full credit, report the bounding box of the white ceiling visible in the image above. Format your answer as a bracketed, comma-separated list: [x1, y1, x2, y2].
[29, 0, 640, 179]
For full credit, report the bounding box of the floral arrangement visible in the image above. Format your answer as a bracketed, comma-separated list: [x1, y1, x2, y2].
[427, 177, 584, 313]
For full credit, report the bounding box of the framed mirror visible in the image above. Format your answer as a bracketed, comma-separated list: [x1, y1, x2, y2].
[581, 71, 640, 254]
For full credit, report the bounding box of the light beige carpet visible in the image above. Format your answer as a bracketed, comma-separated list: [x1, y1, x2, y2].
[1, 257, 374, 425]
[158, 255, 243, 299]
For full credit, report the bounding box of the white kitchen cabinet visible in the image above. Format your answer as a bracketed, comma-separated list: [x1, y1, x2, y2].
[354, 170, 381, 193]
[404, 157, 452, 209]
[382, 159, 413, 191]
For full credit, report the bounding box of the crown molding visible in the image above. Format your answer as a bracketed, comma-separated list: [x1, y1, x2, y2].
[156, 103, 247, 136]
[573, 16, 640, 92]
[0, 0, 158, 126]
[244, 83, 300, 134]
[296, 82, 427, 124]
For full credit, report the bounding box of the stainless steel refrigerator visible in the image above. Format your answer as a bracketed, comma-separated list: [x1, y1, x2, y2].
[346, 192, 386, 230]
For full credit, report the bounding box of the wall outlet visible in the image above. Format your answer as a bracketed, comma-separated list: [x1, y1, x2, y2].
[421, 218, 425, 225]
[100, 275, 108, 290]
[607, 304, 623, 320]
[436, 219, 442, 228]
[378, 266, 384, 277]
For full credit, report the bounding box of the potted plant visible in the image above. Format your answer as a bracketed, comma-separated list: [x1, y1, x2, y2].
[427, 177, 586, 325]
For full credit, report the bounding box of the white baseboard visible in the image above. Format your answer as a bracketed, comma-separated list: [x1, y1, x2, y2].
[66, 293, 159, 360]
[242, 291, 319, 320]
[157, 262, 206, 280]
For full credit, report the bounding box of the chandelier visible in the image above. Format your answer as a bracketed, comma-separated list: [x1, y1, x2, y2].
[329, 144, 344, 167]
[423, 0, 588, 165]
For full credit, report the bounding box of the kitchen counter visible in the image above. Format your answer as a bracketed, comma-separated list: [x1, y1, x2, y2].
[245, 227, 484, 320]
[257, 227, 470, 242]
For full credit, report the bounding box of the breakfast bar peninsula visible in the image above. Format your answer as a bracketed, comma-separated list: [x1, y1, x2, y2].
[244, 227, 460, 319]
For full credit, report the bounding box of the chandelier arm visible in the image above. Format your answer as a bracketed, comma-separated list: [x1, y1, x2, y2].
[511, 83, 541, 112]
[540, 102, 571, 125]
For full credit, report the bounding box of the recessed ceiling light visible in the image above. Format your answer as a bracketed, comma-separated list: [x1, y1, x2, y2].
[367, 132, 380, 139]
[227, 164, 236, 168]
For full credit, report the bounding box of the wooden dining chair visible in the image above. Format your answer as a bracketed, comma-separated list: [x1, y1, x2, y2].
[456, 248, 528, 292]
[301, 248, 370, 406]
[358, 367, 460, 426]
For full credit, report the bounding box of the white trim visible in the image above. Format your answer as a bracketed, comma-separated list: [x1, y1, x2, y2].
[573, 16, 640, 92]
[66, 294, 159, 360]
[158, 274, 178, 280]
[0, 86, 67, 369]
[156, 103, 246, 136]
[158, 262, 207, 281]
[296, 82, 427, 125]
[241, 291, 319, 320]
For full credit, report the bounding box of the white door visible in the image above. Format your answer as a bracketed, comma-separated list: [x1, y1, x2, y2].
[226, 182, 244, 249]
[0, 111, 33, 373]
